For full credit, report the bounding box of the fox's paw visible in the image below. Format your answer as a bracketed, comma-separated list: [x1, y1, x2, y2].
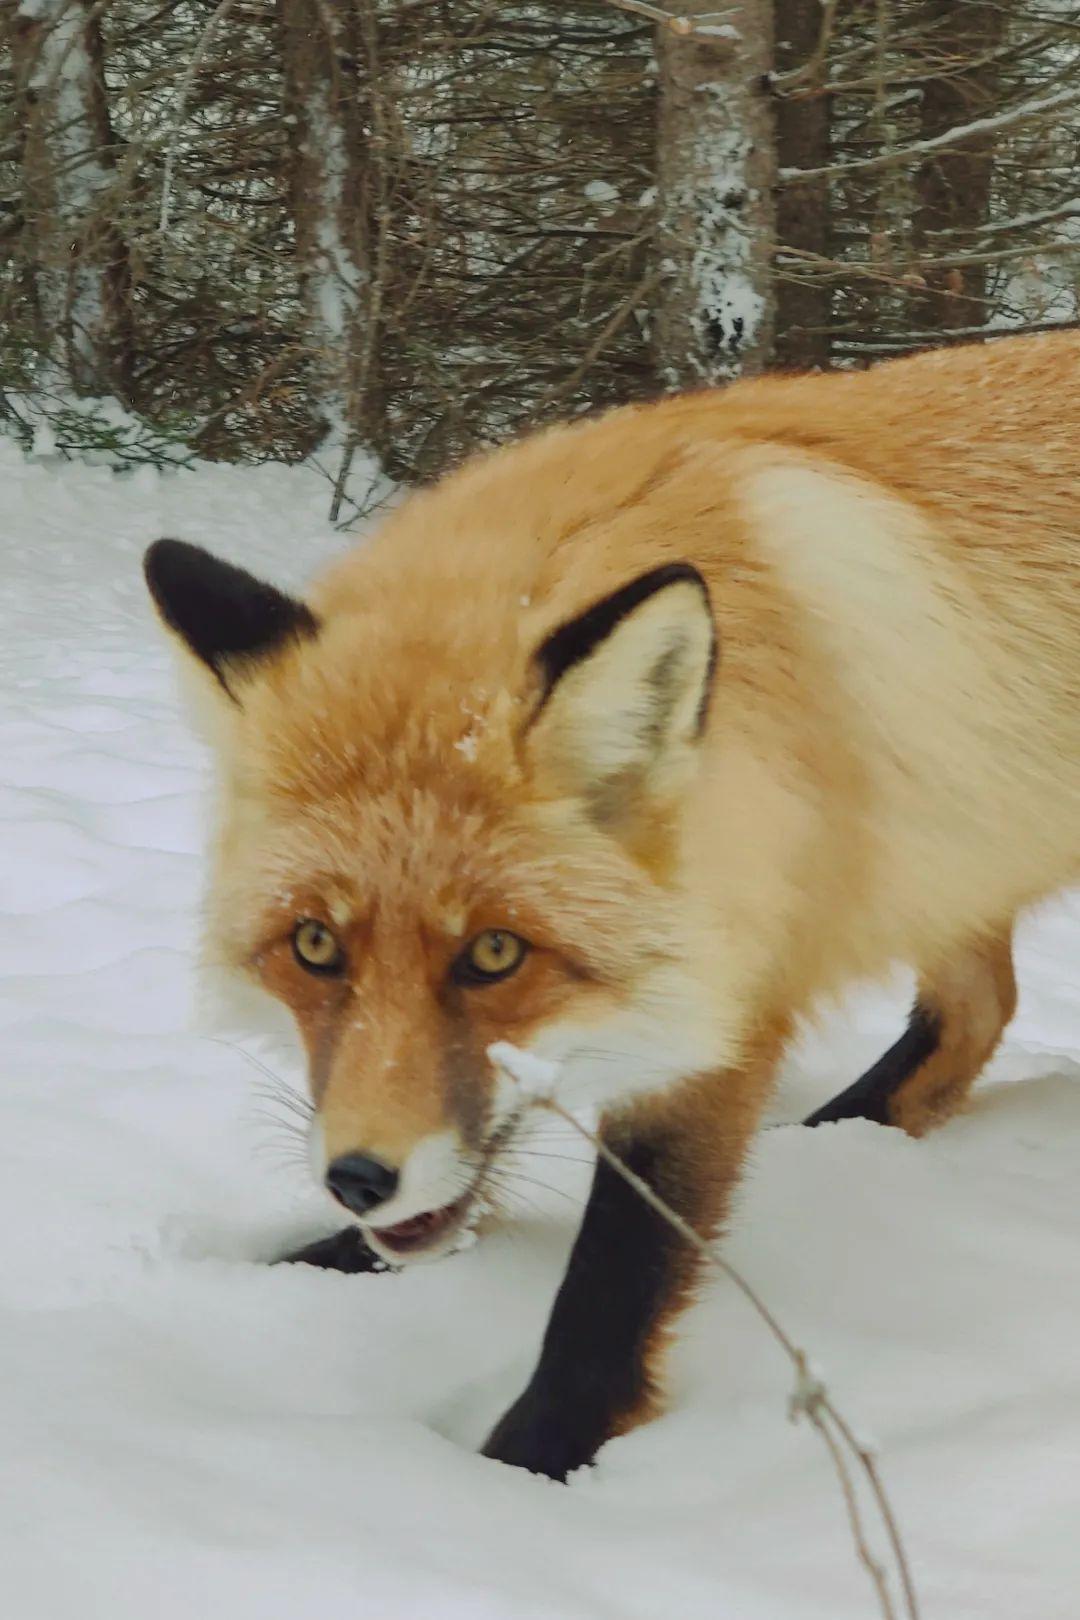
[481, 1383, 610, 1482]
[277, 1226, 387, 1275]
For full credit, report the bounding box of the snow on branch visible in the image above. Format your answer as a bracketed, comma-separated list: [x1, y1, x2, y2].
[598, 0, 741, 39]
[768, 0, 838, 93]
[780, 85, 1080, 186]
[974, 199, 1080, 243]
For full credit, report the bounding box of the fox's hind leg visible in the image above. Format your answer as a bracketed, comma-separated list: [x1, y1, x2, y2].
[805, 925, 1017, 1137]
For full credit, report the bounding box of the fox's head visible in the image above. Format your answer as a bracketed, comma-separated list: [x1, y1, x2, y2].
[145, 533, 724, 1262]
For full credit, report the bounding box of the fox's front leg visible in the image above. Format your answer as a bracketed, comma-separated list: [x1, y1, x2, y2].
[279, 1226, 384, 1274]
[482, 1052, 778, 1481]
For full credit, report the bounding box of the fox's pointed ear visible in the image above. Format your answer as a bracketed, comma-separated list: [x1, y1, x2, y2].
[526, 564, 716, 831]
[143, 539, 318, 701]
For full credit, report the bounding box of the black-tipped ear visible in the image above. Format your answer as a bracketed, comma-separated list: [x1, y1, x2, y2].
[143, 539, 318, 698]
[534, 563, 716, 733]
[526, 564, 717, 830]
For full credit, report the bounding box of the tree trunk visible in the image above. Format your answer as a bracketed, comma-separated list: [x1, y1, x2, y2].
[11, 0, 131, 398]
[773, 0, 831, 370]
[277, 0, 381, 451]
[652, 3, 777, 387]
[912, 0, 1008, 333]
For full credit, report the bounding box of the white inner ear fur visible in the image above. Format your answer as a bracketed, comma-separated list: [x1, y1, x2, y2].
[165, 636, 240, 754]
[528, 579, 714, 812]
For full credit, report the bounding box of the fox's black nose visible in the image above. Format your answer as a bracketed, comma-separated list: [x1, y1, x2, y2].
[325, 1153, 399, 1216]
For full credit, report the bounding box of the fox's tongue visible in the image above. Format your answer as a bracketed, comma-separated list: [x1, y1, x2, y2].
[380, 1209, 445, 1242]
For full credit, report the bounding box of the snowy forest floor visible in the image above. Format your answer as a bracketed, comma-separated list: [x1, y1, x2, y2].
[2, 441, 1078, 1620]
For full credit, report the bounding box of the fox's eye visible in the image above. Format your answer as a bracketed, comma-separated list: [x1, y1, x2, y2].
[454, 929, 527, 986]
[292, 918, 345, 975]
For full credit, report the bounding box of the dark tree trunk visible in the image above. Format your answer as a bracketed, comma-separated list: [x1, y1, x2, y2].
[912, 0, 1008, 333]
[11, 0, 132, 398]
[774, 0, 831, 370]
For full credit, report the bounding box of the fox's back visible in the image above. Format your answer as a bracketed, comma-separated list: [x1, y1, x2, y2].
[312, 331, 1080, 752]
[320, 329, 1080, 620]
[304, 332, 1080, 980]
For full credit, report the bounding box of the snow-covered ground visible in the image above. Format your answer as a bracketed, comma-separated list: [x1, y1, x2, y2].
[2, 439, 1079, 1619]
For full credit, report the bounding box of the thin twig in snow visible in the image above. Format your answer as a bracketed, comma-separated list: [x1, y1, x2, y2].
[221, 1029, 921, 1618]
[811, 1406, 896, 1618]
[555, 1102, 919, 1619]
[488, 1043, 921, 1620]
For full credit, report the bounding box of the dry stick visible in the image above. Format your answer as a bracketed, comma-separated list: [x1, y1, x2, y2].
[328, 437, 360, 527]
[537, 1094, 921, 1620]
[824, 1402, 921, 1620]
[811, 1407, 895, 1619]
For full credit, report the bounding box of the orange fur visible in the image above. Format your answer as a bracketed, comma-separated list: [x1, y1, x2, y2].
[891, 927, 1018, 1137]
[155, 332, 1080, 1382]
[149, 330, 1080, 1459]
[201, 333, 1080, 1139]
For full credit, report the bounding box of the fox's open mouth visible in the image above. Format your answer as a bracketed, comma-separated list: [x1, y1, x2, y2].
[362, 1113, 521, 1261]
[366, 1190, 476, 1258]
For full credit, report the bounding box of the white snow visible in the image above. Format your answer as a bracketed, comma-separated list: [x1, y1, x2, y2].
[695, 24, 741, 42]
[686, 118, 766, 377]
[487, 1041, 560, 1103]
[2, 438, 1080, 1617]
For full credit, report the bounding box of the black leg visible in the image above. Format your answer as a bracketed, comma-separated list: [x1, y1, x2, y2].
[277, 1225, 387, 1274]
[804, 1002, 941, 1127]
[482, 1134, 686, 1482]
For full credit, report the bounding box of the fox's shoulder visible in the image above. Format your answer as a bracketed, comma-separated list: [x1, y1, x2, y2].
[305, 331, 1080, 696]
[315, 328, 1080, 604]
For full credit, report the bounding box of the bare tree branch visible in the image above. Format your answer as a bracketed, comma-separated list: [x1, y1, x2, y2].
[781, 84, 1080, 184]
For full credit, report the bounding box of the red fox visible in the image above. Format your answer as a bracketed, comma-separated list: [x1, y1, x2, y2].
[146, 331, 1080, 1481]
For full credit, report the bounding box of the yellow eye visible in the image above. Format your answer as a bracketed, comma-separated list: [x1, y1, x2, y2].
[292, 918, 344, 975]
[455, 929, 527, 986]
